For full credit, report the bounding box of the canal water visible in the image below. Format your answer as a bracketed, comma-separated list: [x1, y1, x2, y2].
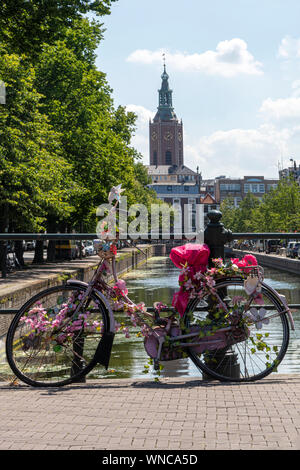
[93, 256, 300, 380]
[0, 256, 299, 381]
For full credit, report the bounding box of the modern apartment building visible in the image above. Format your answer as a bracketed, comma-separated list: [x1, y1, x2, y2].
[214, 176, 279, 206]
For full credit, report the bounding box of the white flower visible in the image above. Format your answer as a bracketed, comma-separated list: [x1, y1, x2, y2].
[246, 307, 269, 329]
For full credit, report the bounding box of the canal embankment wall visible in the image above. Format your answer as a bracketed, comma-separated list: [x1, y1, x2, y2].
[0, 244, 166, 337]
[230, 248, 300, 275]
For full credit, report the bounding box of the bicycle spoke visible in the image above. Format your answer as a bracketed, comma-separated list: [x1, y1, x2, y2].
[6, 285, 109, 386]
[185, 278, 289, 382]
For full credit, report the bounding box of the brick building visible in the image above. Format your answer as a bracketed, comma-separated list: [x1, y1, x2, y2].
[146, 64, 202, 232]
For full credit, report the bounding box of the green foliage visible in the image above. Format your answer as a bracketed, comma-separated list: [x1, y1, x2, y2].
[220, 178, 300, 233]
[0, 0, 157, 238]
[0, 48, 75, 232]
[0, 0, 117, 60]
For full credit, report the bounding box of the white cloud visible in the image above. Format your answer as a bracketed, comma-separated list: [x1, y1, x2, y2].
[126, 91, 300, 179]
[184, 126, 287, 179]
[126, 104, 154, 163]
[127, 39, 263, 77]
[125, 104, 288, 177]
[259, 96, 300, 123]
[126, 104, 154, 126]
[278, 35, 300, 59]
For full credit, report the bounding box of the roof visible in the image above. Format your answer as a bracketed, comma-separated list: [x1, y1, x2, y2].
[201, 193, 217, 204]
[147, 165, 198, 176]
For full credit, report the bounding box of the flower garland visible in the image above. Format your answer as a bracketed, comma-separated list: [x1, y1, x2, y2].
[171, 254, 260, 317]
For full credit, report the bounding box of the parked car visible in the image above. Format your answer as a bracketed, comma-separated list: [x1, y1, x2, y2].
[297, 247, 300, 259]
[253, 239, 264, 252]
[290, 242, 300, 258]
[84, 240, 96, 256]
[25, 240, 36, 250]
[287, 241, 297, 257]
[265, 239, 281, 254]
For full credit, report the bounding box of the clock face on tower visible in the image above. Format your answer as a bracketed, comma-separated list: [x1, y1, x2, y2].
[164, 131, 173, 141]
[151, 131, 157, 141]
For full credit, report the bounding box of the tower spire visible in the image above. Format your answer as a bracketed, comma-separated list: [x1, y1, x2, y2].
[153, 57, 177, 122]
[163, 52, 166, 73]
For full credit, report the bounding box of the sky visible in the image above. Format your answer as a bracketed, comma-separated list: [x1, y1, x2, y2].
[95, 0, 300, 180]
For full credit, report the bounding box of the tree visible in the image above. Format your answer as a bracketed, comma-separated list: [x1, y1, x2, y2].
[220, 197, 239, 231]
[253, 178, 300, 233]
[220, 193, 260, 232]
[34, 27, 156, 234]
[220, 179, 300, 235]
[0, 0, 157, 261]
[0, 0, 117, 60]
[0, 48, 76, 234]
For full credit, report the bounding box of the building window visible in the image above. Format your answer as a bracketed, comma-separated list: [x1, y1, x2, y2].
[184, 186, 189, 192]
[153, 150, 157, 166]
[259, 184, 265, 193]
[220, 183, 241, 191]
[188, 198, 196, 211]
[165, 150, 172, 165]
[167, 186, 172, 191]
[244, 183, 265, 193]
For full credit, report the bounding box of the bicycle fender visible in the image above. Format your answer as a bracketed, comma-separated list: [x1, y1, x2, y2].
[278, 294, 295, 331]
[66, 279, 116, 334]
[94, 332, 115, 369]
[261, 281, 295, 331]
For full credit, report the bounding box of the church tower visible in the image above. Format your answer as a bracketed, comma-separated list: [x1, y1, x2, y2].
[149, 63, 184, 167]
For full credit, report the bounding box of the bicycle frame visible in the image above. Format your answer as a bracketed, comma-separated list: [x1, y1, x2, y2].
[66, 249, 295, 369]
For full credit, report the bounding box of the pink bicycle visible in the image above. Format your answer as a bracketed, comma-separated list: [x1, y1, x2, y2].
[6, 188, 295, 387]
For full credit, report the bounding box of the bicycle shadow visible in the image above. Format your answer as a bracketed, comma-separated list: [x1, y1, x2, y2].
[1, 374, 299, 395]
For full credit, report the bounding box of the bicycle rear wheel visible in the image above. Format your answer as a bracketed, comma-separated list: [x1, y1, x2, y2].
[6, 284, 109, 387]
[184, 277, 290, 382]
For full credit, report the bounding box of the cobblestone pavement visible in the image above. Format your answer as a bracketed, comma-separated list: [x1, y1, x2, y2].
[0, 375, 299, 450]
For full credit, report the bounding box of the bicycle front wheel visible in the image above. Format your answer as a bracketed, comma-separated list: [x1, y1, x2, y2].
[184, 277, 290, 382]
[6, 284, 109, 387]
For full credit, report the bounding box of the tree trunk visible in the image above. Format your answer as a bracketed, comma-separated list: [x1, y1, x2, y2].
[32, 239, 44, 264]
[46, 220, 57, 262]
[15, 240, 25, 267]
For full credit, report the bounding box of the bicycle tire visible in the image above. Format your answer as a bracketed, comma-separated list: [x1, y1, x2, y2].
[6, 284, 110, 387]
[184, 277, 290, 382]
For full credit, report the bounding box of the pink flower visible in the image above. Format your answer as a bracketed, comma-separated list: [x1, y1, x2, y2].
[113, 279, 128, 296]
[212, 258, 224, 267]
[172, 290, 190, 317]
[253, 293, 264, 305]
[136, 302, 147, 312]
[170, 243, 210, 272]
[243, 254, 258, 266]
[231, 254, 258, 273]
[154, 301, 167, 313]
